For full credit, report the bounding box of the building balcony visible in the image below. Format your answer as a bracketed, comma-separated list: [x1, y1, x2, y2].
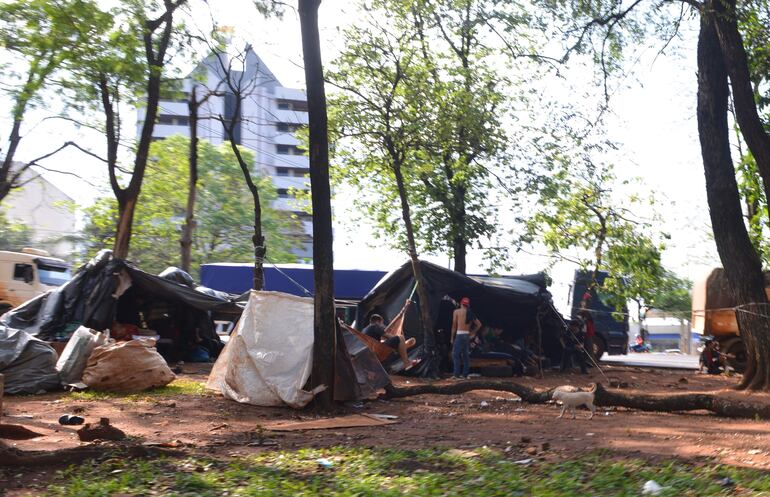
[271, 109, 308, 125]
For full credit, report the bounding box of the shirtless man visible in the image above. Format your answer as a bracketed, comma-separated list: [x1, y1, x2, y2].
[451, 297, 482, 379]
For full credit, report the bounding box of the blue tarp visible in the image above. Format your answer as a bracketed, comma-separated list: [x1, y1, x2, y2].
[200, 263, 387, 300]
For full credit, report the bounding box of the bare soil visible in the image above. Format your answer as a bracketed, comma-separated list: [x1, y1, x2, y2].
[3, 362, 770, 493]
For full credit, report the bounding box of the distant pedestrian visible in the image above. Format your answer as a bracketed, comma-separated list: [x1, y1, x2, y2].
[451, 297, 482, 379]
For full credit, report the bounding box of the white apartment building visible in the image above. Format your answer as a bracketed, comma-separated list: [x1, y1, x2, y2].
[136, 47, 313, 260]
[4, 166, 77, 258]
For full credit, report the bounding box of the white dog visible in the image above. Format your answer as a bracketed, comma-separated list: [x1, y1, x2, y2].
[552, 383, 597, 419]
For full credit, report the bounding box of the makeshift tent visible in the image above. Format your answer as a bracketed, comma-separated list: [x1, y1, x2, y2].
[356, 260, 565, 373]
[207, 291, 391, 408]
[1, 250, 242, 362]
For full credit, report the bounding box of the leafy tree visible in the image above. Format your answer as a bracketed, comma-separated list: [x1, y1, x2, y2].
[327, 13, 440, 375]
[540, 0, 770, 390]
[62, 0, 188, 259]
[329, 0, 534, 274]
[0, 211, 33, 251]
[80, 136, 297, 276]
[526, 160, 672, 318]
[0, 0, 111, 202]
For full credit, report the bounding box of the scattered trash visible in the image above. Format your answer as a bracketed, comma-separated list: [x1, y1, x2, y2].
[446, 449, 479, 459]
[209, 423, 229, 431]
[513, 458, 533, 465]
[367, 414, 398, 420]
[77, 417, 126, 442]
[642, 480, 663, 496]
[480, 401, 489, 408]
[316, 458, 334, 469]
[678, 377, 688, 384]
[540, 442, 550, 451]
[525, 446, 538, 456]
[586, 432, 595, 437]
[717, 476, 735, 487]
[748, 449, 762, 455]
[58, 414, 85, 426]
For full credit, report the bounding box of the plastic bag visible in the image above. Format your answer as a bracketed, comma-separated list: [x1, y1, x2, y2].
[82, 340, 175, 393]
[55, 326, 106, 385]
[0, 325, 60, 394]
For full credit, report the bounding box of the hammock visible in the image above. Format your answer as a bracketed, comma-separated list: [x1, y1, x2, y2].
[341, 301, 412, 363]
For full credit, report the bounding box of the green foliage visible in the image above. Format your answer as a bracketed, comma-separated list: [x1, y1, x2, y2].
[44, 447, 770, 496]
[328, 0, 533, 270]
[67, 378, 208, 402]
[0, 210, 33, 251]
[80, 135, 298, 276]
[0, 0, 111, 120]
[526, 159, 677, 314]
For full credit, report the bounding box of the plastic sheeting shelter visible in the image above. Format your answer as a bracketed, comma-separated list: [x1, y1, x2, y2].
[0, 326, 59, 394]
[1, 251, 242, 361]
[200, 263, 387, 299]
[207, 291, 390, 408]
[356, 261, 565, 364]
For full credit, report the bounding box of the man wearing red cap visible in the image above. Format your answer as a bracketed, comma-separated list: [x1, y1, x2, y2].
[451, 296, 482, 379]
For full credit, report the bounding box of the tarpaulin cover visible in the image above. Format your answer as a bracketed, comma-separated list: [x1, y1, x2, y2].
[206, 291, 390, 408]
[206, 291, 318, 408]
[200, 263, 387, 299]
[1, 251, 241, 342]
[0, 325, 60, 394]
[356, 260, 565, 360]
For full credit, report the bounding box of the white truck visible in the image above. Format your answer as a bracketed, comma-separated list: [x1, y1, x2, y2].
[0, 248, 71, 313]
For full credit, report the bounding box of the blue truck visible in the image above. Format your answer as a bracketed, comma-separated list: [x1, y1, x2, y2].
[569, 270, 629, 358]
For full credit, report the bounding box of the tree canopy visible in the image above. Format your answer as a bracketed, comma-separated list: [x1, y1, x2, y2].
[80, 135, 298, 276]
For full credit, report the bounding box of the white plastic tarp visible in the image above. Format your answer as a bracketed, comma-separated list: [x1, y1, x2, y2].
[206, 291, 317, 408]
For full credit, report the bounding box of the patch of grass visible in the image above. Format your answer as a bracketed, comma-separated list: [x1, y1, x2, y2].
[42, 446, 770, 496]
[67, 378, 209, 402]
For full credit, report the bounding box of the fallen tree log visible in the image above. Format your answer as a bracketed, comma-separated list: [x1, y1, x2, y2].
[383, 381, 770, 419]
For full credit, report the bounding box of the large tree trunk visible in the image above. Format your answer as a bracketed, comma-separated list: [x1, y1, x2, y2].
[711, 0, 770, 208]
[180, 88, 199, 273]
[393, 163, 438, 377]
[299, 0, 336, 410]
[696, 14, 770, 390]
[113, 195, 138, 259]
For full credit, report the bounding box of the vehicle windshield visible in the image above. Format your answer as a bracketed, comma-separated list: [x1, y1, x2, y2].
[37, 264, 71, 286]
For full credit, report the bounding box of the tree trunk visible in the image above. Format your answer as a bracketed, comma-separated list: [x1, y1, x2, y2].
[299, 0, 336, 410]
[180, 87, 199, 273]
[711, 0, 770, 208]
[696, 14, 770, 390]
[0, 118, 23, 204]
[383, 381, 770, 419]
[113, 195, 138, 259]
[393, 162, 438, 377]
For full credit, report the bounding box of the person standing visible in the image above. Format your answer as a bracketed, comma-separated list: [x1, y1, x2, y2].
[451, 297, 482, 379]
[578, 309, 596, 361]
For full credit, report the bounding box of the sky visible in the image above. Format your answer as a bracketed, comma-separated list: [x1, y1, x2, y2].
[3, 0, 722, 315]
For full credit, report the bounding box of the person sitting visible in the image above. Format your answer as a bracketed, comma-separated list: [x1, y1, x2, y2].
[363, 314, 419, 369]
[700, 338, 724, 375]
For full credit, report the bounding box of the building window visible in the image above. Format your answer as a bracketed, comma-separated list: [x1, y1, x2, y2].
[276, 145, 305, 156]
[276, 167, 290, 176]
[277, 188, 291, 198]
[276, 99, 309, 112]
[157, 114, 189, 126]
[276, 122, 304, 133]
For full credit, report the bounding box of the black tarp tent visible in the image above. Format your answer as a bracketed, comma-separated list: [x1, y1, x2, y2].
[356, 261, 566, 370]
[1, 251, 241, 361]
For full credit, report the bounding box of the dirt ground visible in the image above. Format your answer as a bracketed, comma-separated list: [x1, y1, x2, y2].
[4, 362, 770, 492]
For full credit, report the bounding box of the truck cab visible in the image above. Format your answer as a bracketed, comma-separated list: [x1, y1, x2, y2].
[569, 270, 630, 358]
[0, 248, 71, 312]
